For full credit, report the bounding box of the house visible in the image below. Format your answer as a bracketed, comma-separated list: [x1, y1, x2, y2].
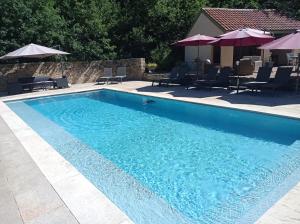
[186, 8, 300, 67]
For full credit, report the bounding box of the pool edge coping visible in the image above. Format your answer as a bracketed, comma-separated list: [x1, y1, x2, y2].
[0, 100, 134, 224]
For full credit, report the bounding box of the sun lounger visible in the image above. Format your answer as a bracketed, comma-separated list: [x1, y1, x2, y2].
[115, 67, 127, 83]
[157, 67, 179, 86]
[96, 68, 113, 84]
[193, 67, 219, 88]
[158, 65, 189, 86]
[194, 67, 232, 89]
[259, 66, 293, 93]
[242, 66, 273, 91]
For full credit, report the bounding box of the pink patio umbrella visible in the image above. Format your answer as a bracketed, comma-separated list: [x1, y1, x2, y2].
[174, 34, 217, 74]
[175, 34, 217, 46]
[210, 28, 274, 47]
[174, 34, 217, 57]
[259, 30, 300, 50]
[210, 28, 274, 93]
[259, 30, 300, 92]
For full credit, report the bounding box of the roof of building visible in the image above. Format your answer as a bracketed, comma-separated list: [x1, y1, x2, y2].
[202, 8, 300, 32]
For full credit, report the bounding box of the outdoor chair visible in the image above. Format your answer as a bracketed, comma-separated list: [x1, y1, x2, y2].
[197, 67, 219, 81]
[7, 83, 23, 95]
[151, 66, 178, 86]
[264, 61, 274, 68]
[242, 66, 273, 92]
[96, 68, 113, 84]
[115, 66, 127, 83]
[54, 77, 69, 88]
[236, 58, 255, 76]
[243, 56, 263, 72]
[158, 64, 189, 86]
[195, 67, 232, 89]
[259, 66, 293, 93]
[191, 66, 219, 89]
[18, 77, 35, 90]
[286, 53, 296, 65]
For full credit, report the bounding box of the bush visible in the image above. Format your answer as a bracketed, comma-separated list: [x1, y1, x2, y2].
[149, 43, 184, 71]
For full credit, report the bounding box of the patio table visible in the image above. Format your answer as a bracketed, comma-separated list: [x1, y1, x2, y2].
[20, 80, 54, 91]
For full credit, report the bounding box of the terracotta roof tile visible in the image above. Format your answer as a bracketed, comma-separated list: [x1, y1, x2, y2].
[203, 8, 300, 32]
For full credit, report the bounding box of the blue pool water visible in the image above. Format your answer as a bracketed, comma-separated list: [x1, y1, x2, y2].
[7, 90, 300, 224]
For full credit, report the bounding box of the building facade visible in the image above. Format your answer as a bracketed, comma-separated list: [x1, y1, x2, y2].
[185, 8, 300, 67]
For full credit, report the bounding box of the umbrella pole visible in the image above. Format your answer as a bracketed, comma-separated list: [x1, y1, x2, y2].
[237, 48, 240, 94]
[296, 59, 299, 94]
[5, 73, 8, 94]
[197, 45, 200, 77]
[60, 56, 64, 77]
[57, 45, 64, 77]
[236, 45, 242, 94]
[296, 71, 299, 94]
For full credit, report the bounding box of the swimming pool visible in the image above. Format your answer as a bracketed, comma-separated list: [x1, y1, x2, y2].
[6, 89, 300, 224]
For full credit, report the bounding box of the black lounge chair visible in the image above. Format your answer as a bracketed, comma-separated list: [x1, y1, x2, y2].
[7, 83, 23, 95]
[194, 67, 232, 89]
[54, 77, 69, 88]
[242, 66, 273, 91]
[151, 67, 178, 86]
[259, 66, 293, 93]
[158, 65, 189, 86]
[193, 67, 219, 87]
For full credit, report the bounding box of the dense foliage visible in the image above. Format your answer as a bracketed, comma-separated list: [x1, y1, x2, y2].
[0, 0, 299, 68]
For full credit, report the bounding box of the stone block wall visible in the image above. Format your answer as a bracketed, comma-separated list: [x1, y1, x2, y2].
[0, 58, 145, 91]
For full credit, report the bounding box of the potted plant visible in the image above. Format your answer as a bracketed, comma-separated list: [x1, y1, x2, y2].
[146, 63, 157, 73]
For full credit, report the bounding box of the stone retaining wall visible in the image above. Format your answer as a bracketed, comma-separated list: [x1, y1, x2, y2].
[0, 58, 146, 91]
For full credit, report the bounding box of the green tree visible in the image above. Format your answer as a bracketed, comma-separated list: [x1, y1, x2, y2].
[260, 0, 300, 19]
[112, 0, 156, 58]
[0, 0, 66, 56]
[208, 0, 260, 8]
[147, 0, 206, 69]
[25, 0, 66, 47]
[54, 0, 117, 60]
[0, 0, 31, 55]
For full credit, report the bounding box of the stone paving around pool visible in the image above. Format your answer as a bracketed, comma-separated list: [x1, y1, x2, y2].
[1, 81, 300, 224]
[0, 116, 79, 224]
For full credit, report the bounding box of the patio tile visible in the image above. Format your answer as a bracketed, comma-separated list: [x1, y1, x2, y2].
[6, 165, 49, 195]
[0, 186, 23, 224]
[0, 150, 33, 171]
[14, 182, 64, 223]
[26, 206, 78, 224]
[0, 132, 26, 156]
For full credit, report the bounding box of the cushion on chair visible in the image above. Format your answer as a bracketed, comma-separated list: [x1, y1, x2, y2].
[237, 59, 255, 76]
